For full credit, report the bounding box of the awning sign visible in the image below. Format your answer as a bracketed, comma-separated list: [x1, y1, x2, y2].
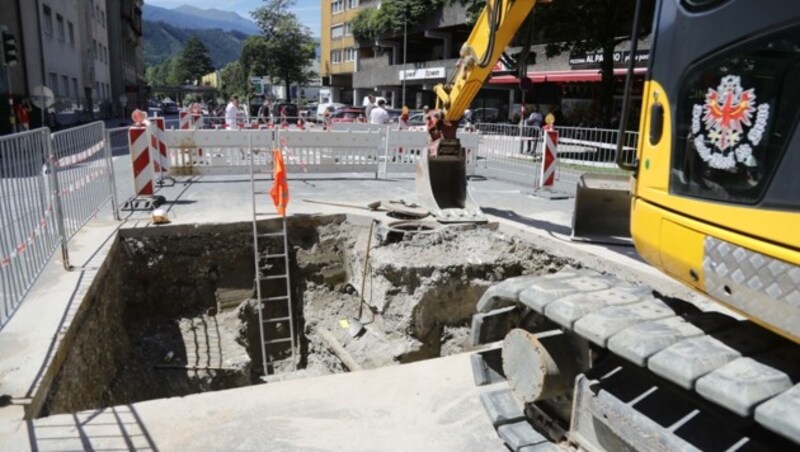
[569, 50, 649, 68]
[399, 67, 446, 81]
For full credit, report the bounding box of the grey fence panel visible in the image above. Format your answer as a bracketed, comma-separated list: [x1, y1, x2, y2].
[51, 121, 113, 240]
[553, 126, 638, 178]
[107, 126, 134, 211]
[0, 129, 62, 328]
[473, 123, 542, 187]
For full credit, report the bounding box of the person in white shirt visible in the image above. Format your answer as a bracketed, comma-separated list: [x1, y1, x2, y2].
[225, 95, 242, 130]
[369, 99, 390, 125]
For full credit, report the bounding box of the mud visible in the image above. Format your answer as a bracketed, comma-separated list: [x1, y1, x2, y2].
[41, 214, 574, 416]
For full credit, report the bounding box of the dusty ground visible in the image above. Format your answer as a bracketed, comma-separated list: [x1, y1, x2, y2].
[42, 215, 577, 413]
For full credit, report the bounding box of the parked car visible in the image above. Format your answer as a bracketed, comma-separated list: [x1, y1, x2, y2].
[273, 103, 299, 120]
[147, 100, 163, 116]
[330, 106, 367, 123]
[161, 102, 179, 115]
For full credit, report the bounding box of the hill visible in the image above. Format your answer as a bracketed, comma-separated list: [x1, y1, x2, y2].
[143, 21, 249, 69]
[143, 3, 261, 35]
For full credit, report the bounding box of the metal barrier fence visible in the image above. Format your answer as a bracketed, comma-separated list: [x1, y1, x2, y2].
[473, 122, 637, 188]
[0, 122, 116, 329]
[0, 129, 63, 327]
[51, 122, 118, 239]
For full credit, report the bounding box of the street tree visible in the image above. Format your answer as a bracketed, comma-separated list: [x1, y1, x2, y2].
[220, 61, 247, 99]
[173, 36, 214, 86]
[248, 0, 316, 101]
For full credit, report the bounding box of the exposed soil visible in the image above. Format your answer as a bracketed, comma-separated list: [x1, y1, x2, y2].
[41, 214, 574, 416]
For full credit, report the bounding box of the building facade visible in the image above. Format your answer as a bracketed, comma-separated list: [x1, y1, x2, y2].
[106, 0, 146, 120]
[321, 1, 649, 125]
[0, 0, 144, 133]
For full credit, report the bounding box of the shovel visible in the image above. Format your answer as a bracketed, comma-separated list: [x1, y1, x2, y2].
[350, 219, 377, 337]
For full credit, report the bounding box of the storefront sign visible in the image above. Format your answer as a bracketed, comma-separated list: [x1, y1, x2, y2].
[399, 67, 446, 81]
[569, 50, 649, 68]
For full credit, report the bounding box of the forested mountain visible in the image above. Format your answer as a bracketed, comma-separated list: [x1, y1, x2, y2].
[143, 4, 261, 35]
[143, 21, 249, 69]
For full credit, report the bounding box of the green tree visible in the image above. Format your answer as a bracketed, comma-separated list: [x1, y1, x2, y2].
[248, 0, 316, 101]
[173, 36, 214, 85]
[220, 61, 247, 99]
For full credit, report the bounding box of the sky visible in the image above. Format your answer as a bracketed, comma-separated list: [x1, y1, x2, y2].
[147, 0, 321, 37]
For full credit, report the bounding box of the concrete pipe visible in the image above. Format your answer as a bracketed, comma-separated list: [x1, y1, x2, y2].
[502, 329, 586, 404]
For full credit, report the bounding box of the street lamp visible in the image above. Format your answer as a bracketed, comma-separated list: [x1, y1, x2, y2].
[402, 8, 407, 108]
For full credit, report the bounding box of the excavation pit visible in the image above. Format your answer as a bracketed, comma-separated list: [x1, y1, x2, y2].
[39, 214, 573, 417]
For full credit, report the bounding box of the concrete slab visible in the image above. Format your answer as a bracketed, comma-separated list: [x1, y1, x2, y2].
[28, 353, 506, 452]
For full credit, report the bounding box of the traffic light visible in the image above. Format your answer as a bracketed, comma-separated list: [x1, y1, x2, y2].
[1, 28, 18, 67]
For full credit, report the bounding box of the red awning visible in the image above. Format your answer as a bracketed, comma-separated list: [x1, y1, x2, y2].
[489, 68, 647, 84]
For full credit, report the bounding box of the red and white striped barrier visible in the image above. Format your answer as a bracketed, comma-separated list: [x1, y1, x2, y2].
[191, 113, 203, 130]
[150, 117, 169, 174]
[179, 110, 191, 130]
[540, 130, 558, 189]
[128, 126, 155, 197]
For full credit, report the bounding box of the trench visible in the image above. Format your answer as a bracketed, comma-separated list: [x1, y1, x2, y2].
[40, 214, 573, 416]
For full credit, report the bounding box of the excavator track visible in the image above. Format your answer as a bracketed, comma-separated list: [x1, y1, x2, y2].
[470, 270, 800, 451]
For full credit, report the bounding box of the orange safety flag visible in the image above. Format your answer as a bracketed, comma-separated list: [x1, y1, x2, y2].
[270, 148, 289, 216]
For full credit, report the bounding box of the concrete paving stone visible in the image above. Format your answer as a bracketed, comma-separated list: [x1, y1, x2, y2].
[480, 388, 526, 427]
[518, 271, 612, 314]
[477, 274, 564, 313]
[496, 421, 549, 451]
[696, 357, 793, 417]
[573, 299, 674, 347]
[471, 349, 506, 386]
[518, 442, 562, 452]
[471, 305, 520, 345]
[648, 336, 742, 389]
[543, 286, 651, 329]
[607, 316, 706, 366]
[755, 383, 800, 444]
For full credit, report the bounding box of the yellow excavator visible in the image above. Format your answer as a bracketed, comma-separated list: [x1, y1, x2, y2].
[419, 0, 800, 449]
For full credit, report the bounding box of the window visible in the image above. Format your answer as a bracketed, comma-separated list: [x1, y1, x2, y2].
[672, 23, 800, 205]
[346, 0, 359, 9]
[56, 14, 65, 41]
[93, 39, 98, 60]
[72, 78, 79, 100]
[61, 75, 69, 99]
[331, 50, 342, 64]
[331, 24, 344, 40]
[43, 5, 54, 35]
[48, 72, 58, 95]
[331, 0, 344, 14]
[344, 22, 353, 36]
[68, 22, 75, 46]
[95, 81, 99, 97]
[101, 10, 105, 26]
[345, 48, 356, 62]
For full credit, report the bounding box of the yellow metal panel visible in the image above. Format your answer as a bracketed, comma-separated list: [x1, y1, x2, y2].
[438, 0, 538, 121]
[660, 219, 705, 291]
[630, 198, 662, 270]
[634, 80, 800, 250]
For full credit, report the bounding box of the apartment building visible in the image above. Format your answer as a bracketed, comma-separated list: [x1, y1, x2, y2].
[0, 0, 143, 133]
[320, 0, 364, 105]
[106, 0, 146, 118]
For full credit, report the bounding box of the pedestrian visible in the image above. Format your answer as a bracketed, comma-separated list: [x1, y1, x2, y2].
[398, 106, 410, 130]
[526, 105, 543, 128]
[423, 106, 432, 129]
[369, 99, 390, 125]
[297, 111, 306, 130]
[257, 98, 271, 126]
[279, 104, 288, 128]
[14, 98, 31, 131]
[224, 95, 242, 130]
[322, 106, 332, 130]
[364, 94, 375, 120]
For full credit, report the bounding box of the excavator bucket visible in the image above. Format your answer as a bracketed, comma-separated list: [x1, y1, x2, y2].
[416, 139, 486, 223]
[571, 173, 632, 244]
